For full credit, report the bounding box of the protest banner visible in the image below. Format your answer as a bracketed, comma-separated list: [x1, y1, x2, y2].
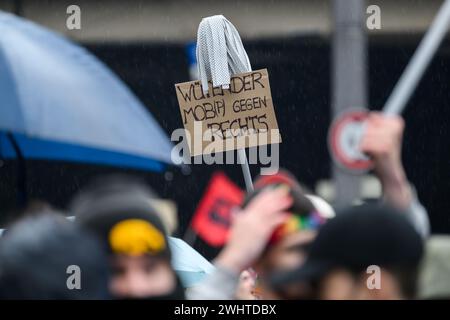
[175, 69, 281, 157]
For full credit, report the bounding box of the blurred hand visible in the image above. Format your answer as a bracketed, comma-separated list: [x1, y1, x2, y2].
[359, 112, 411, 209]
[234, 270, 257, 300]
[215, 186, 292, 273]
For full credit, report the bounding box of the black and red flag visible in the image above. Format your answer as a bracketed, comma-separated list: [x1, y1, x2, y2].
[191, 172, 244, 247]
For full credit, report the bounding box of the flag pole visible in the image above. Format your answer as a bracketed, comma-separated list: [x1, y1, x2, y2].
[196, 15, 256, 192]
[238, 148, 253, 192]
[383, 0, 450, 116]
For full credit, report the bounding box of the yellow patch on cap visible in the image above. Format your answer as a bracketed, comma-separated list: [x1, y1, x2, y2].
[109, 219, 166, 256]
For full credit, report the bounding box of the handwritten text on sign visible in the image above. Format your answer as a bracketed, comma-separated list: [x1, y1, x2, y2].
[175, 69, 281, 156]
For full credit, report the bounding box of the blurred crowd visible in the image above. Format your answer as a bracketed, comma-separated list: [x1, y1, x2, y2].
[0, 112, 449, 300]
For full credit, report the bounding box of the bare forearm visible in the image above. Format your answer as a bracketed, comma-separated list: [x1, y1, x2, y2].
[378, 160, 412, 211]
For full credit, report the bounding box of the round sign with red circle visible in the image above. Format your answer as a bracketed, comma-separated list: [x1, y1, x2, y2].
[328, 110, 373, 173]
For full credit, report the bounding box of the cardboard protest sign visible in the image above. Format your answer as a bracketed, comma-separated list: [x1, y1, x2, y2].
[191, 172, 244, 247]
[175, 69, 281, 156]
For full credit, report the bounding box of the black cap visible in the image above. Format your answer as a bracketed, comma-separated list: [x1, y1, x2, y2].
[70, 175, 170, 259]
[271, 204, 424, 286]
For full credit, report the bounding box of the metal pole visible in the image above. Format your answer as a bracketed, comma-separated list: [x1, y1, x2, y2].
[383, 0, 450, 115]
[238, 148, 253, 192]
[332, 0, 368, 208]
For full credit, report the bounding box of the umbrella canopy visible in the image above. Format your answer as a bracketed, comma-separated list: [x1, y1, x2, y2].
[0, 11, 175, 171]
[168, 237, 216, 288]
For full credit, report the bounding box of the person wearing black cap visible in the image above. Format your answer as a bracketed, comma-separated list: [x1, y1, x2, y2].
[70, 175, 185, 300]
[271, 204, 424, 300]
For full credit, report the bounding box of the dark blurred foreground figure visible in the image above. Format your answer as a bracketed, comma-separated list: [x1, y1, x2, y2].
[418, 236, 450, 299]
[0, 213, 109, 299]
[271, 204, 424, 300]
[70, 175, 184, 300]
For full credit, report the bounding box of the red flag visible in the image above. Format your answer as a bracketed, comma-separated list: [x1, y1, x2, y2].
[191, 172, 244, 247]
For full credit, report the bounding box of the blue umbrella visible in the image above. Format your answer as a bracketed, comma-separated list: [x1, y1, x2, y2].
[0, 11, 176, 171]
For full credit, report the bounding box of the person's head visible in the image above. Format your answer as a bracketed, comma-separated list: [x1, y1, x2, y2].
[418, 236, 450, 299]
[271, 204, 424, 300]
[70, 175, 184, 300]
[0, 212, 109, 299]
[243, 170, 334, 296]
